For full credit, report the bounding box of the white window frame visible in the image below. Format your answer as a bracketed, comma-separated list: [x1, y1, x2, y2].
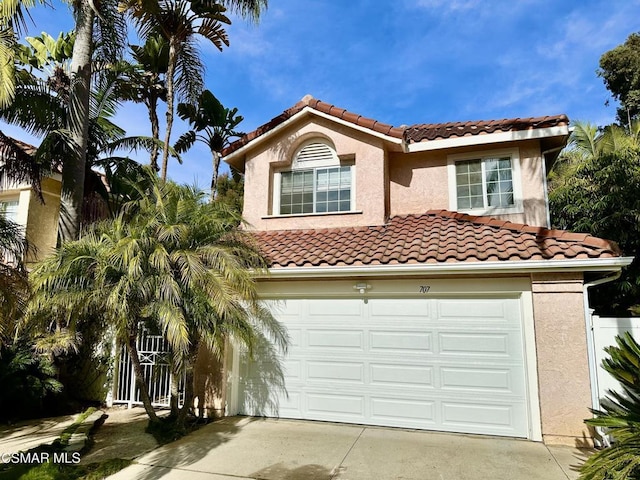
[0, 198, 20, 223]
[273, 140, 356, 216]
[447, 148, 523, 215]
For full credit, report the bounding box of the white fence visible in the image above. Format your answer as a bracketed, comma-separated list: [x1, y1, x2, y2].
[113, 328, 184, 409]
[592, 315, 640, 406]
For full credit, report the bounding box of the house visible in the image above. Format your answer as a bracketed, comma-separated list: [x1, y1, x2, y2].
[0, 132, 61, 263]
[213, 95, 636, 446]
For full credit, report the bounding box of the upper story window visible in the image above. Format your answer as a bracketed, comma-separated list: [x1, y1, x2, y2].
[448, 148, 523, 215]
[275, 141, 355, 216]
[0, 199, 19, 223]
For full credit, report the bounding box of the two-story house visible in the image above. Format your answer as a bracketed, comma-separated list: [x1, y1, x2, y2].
[215, 95, 631, 446]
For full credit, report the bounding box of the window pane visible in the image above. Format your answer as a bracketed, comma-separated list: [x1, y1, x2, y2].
[458, 197, 471, 209]
[498, 158, 511, 169]
[280, 170, 314, 214]
[0, 201, 19, 222]
[470, 184, 483, 197]
[314, 166, 352, 213]
[327, 201, 339, 212]
[471, 196, 484, 208]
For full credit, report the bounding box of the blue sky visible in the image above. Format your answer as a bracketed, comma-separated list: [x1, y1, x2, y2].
[2, 0, 639, 187]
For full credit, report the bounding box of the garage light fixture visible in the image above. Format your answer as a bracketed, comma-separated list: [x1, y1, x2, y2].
[354, 283, 371, 295]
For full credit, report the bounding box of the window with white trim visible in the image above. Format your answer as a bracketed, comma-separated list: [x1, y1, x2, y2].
[448, 149, 522, 214]
[276, 141, 354, 215]
[0, 200, 19, 223]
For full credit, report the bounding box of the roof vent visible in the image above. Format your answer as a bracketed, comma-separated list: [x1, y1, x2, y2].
[296, 142, 334, 164]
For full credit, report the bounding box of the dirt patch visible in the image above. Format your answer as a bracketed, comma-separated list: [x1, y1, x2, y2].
[80, 407, 165, 465]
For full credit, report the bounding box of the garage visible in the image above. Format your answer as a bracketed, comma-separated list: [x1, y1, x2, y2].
[236, 296, 530, 438]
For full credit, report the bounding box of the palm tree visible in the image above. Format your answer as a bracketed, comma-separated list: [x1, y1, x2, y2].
[175, 90, 243, 199]
[122, 0, 268, 181]
[29, 176, 286, 426]
[0, 0, 47, 108]
[1, 36, 161, 228]
[0, 215, 29, 346]
[126, 35, 170, 173]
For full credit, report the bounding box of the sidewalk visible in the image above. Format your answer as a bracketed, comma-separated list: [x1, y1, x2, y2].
[0, 414, 78, 455]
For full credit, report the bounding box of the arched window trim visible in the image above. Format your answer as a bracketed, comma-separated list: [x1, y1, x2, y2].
[273, 139, 355, 216]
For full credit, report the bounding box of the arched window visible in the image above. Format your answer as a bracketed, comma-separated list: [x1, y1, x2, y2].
[276, 140, 354, 215]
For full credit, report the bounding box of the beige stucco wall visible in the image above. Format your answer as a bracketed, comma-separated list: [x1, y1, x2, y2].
[530, 272, 592, 445]
[25, 177, 61, 263]
[389, 140, 548, 227]
[242, 116, 389, 231]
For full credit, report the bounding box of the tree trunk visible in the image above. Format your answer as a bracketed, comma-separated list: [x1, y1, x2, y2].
[169, 367, 180, 418]
[210, 151, 220, 201]
[176, 367, 194, 427]
[160, 38, 178, 182]
[126, 327, 159, 422]
[175, 341, 199, 427]
[59, 0, 94, 242]
[147, 95, 160, 173]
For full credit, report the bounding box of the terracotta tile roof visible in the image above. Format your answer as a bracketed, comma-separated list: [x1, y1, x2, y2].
[222, 95, 569, 157]
[252, 210, 620, 269]
[0, 131, 37, 156]
[404, 115, 570, 143]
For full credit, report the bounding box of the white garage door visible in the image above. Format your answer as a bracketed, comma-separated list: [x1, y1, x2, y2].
[238, 297, 529, 438]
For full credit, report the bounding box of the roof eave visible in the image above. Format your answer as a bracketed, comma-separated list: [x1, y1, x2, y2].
[223, 106, 406, 169]
[257, 257, 633, 279]
[406, 125, 570, 153]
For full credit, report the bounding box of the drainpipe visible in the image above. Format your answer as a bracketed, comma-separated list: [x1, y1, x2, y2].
[541, 145, 565, 228]
[583, 271, 621, 447]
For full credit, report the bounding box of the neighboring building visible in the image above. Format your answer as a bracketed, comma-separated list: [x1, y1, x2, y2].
[0, 132, 60, 263]
[216, 95, 633, 445]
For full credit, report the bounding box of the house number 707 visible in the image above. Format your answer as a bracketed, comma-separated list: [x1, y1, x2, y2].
[419, 285, 431, 293]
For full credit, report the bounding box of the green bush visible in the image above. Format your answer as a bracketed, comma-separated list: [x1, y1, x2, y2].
[580, 332, 640, 479]
[0, 340, 63, 421]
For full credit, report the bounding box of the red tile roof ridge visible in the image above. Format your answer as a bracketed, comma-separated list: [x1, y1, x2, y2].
[224, 96, 564, 157]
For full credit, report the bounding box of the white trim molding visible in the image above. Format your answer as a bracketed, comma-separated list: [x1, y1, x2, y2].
[259, 257, 635, 279]
[406, 126, 570, 153]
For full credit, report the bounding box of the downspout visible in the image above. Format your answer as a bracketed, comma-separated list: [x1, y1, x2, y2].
[541, 145, 565, 228]
[583, 271, 621, 447]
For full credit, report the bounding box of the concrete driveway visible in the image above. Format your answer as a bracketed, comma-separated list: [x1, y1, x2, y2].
[107, 417, 590, 480]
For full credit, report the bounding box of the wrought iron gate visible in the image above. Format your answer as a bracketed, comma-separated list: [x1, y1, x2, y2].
[113, 328, 184, 408]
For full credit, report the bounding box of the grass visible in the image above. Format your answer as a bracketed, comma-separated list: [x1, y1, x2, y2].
[0, 408, 131, 480]
[0, 458, 132, 480]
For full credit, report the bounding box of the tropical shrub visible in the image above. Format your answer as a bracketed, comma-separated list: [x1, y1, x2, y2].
[580, 333, 640, 479]
[0, 340, 62, 421]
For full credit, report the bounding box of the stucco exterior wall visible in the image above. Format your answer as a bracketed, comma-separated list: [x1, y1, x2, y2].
[25, 177, 61, 263]
[242, 117, 388, 231]
[389, 140, 548, 227]
[530, 272, 592, 445]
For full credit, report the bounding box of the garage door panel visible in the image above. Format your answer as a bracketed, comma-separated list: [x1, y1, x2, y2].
[239, 297, 529, 438]
[369, 299, 430, 318]
[440, 367, 518, 393]
[369, 331, 433, 353]
[307, 299, 362, 317]
[442, 401, 524, 431]
[370, 364, 434, 387]
[307, 329, 364, 350]
[307, 361, 364, 383]
[439, 332, 515, 356]
[307, 393, 365, 418]
[438, 298, 509, 319]
[370, 397, 436, 426]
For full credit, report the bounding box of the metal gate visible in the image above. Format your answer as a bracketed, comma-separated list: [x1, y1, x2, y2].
[113, 328, 184, 408]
